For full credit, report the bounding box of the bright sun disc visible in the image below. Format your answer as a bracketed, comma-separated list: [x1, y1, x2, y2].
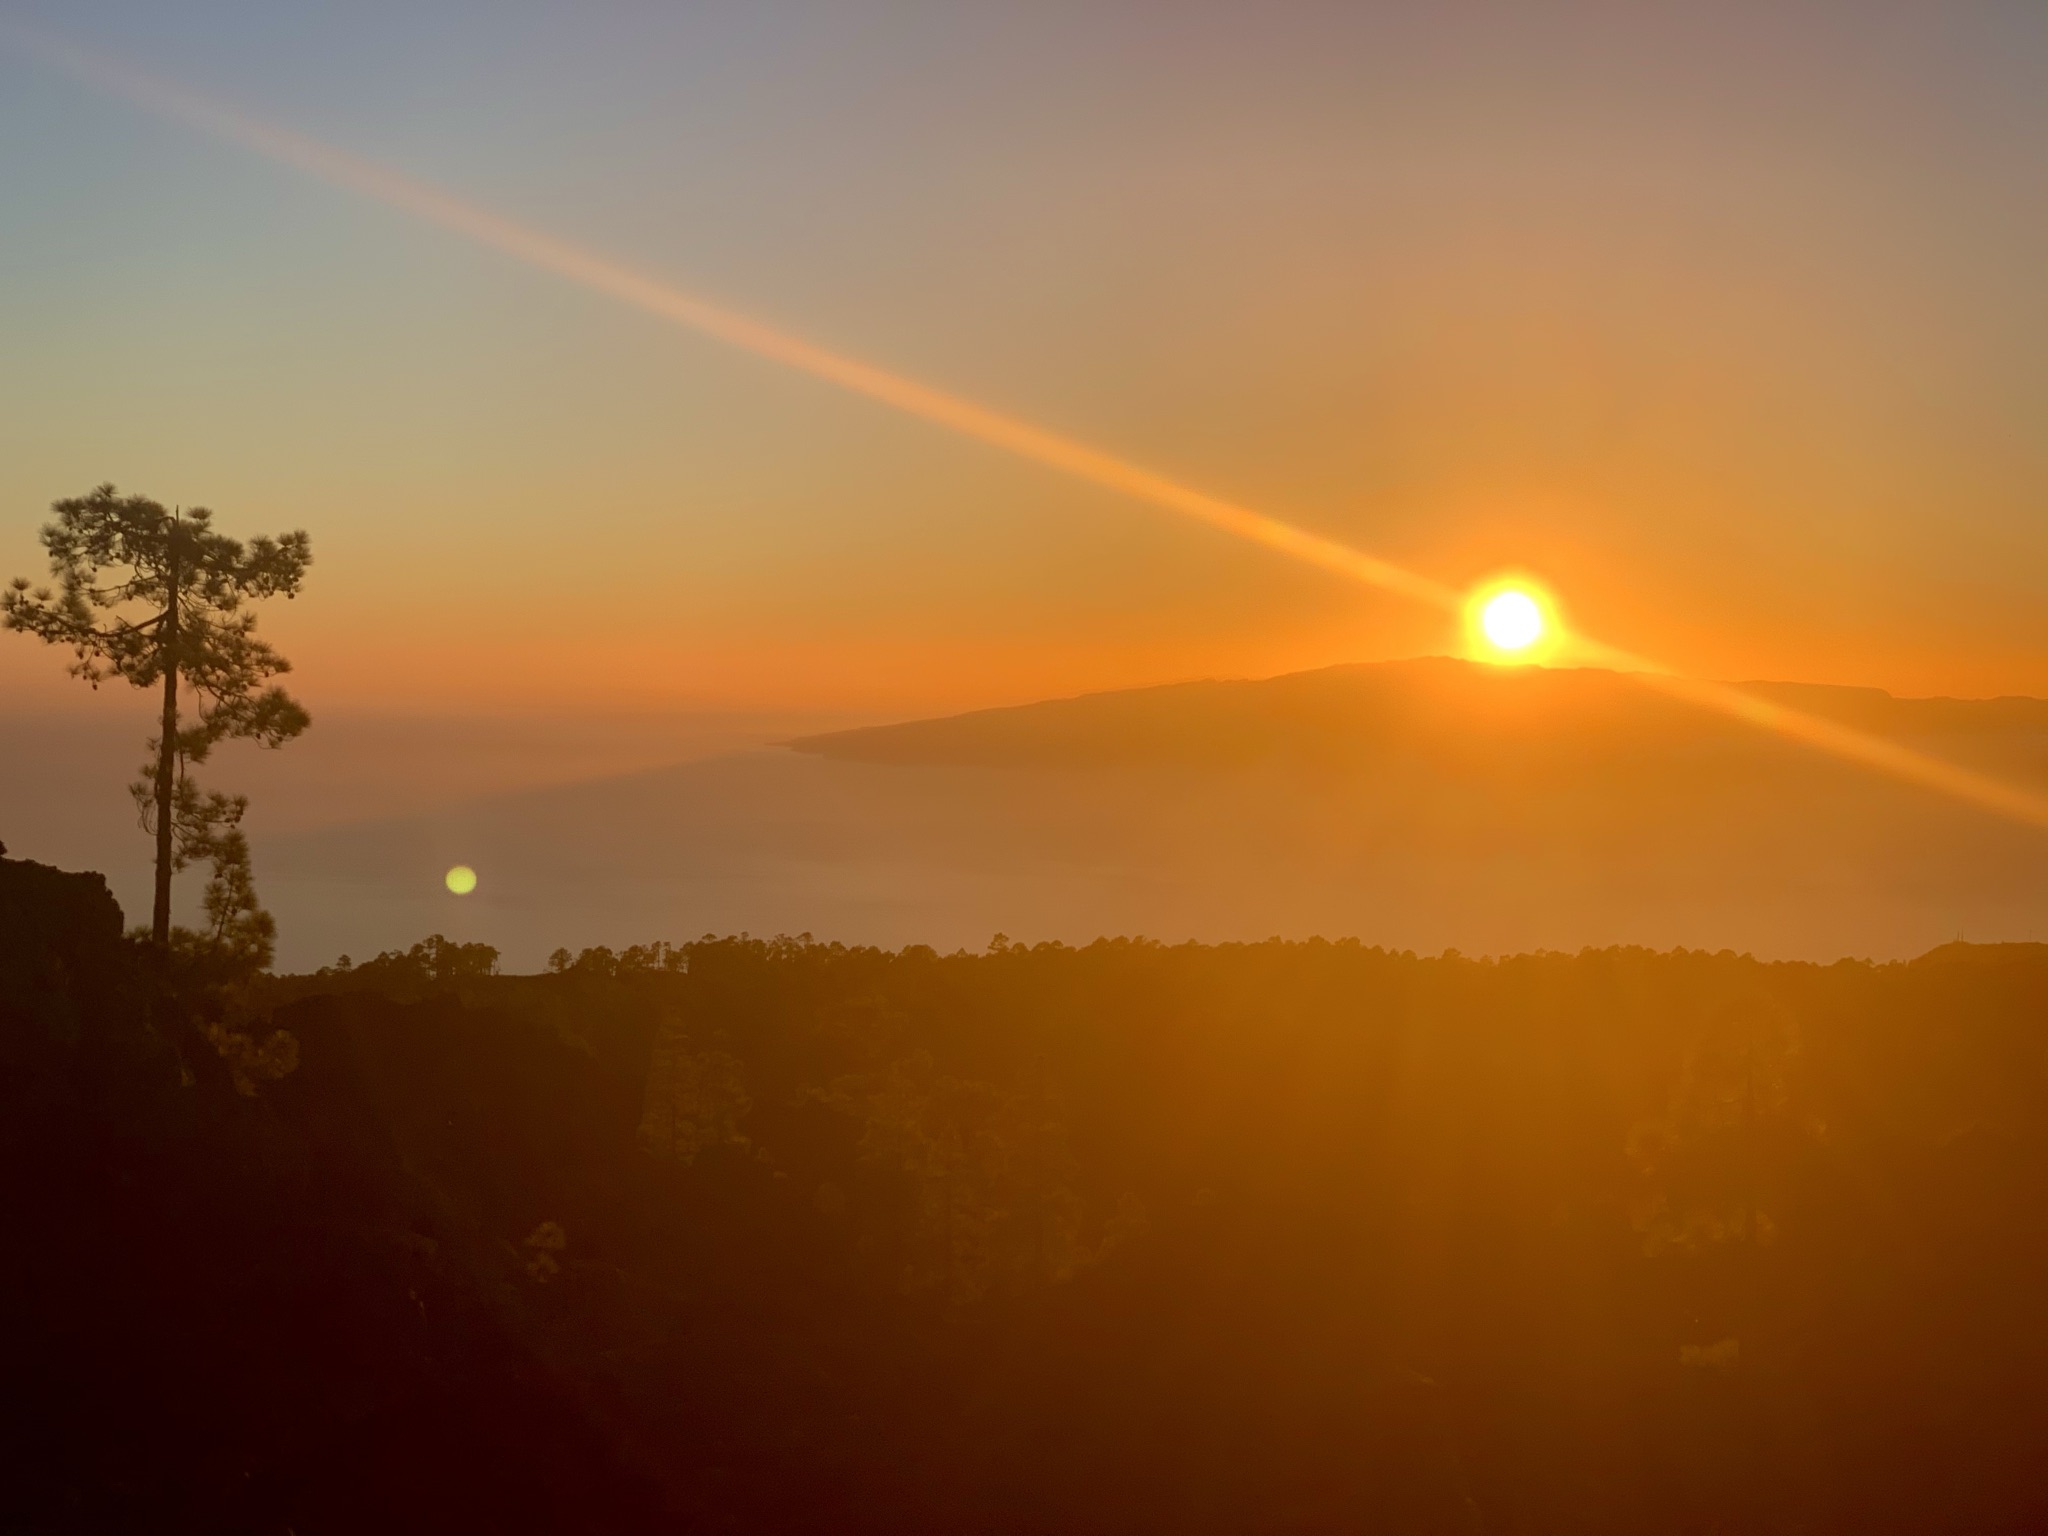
[1465, 577, 1561, 665]
[1481, 590, 1545, 651]
[445, 865, 477, 895]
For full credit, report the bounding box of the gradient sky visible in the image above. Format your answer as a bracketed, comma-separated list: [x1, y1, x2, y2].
[2, 0, 2043, 719]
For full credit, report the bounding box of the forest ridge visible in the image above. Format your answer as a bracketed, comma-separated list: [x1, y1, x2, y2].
[7, 846, 2048, 1532]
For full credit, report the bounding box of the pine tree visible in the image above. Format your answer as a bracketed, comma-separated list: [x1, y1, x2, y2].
[5, 484, 311, 973]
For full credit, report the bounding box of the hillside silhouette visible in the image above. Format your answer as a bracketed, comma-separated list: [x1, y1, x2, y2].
[241, 658, 2048, 968]
[9, 845, 2048, 1531]
[791, 655, 2048, 776]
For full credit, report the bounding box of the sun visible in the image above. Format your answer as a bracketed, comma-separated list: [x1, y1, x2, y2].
[1483, 590, 1544, 651]
[1465, 577, 1560, 665]
[445, 864, 478, 895]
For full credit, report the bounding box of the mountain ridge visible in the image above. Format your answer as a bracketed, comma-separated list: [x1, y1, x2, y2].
[787, 655, 2048, 776]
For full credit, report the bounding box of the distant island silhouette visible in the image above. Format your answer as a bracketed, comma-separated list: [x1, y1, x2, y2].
[217, 656, 2048, 969]
[790, 654, 2048, 773]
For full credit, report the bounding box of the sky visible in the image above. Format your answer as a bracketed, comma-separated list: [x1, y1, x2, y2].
[2, 0, 2044, 722]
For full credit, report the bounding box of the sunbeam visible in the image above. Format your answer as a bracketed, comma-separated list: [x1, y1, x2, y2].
[13, 24, 2046, 832]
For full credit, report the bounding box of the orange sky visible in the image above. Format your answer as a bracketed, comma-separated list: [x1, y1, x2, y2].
[2, 3, 2043, 719]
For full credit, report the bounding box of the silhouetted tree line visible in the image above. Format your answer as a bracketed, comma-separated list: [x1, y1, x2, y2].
[6, 856, 2048, 1533]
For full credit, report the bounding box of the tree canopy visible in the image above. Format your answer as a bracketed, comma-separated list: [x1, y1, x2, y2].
[5, 484, 311, 972]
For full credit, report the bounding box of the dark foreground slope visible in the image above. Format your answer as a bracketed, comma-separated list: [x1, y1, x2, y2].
[7, 854, 2048, 1532]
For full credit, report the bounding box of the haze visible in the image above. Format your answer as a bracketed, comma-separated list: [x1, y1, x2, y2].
[4, 2, 2044, 722]
[11, 6, 2048, 1531]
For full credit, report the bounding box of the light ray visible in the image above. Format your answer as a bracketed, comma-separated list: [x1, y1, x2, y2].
[1571, 636, 2048, 831]
[7, 26, 1457, 615]
[12, 26, 2048, 832]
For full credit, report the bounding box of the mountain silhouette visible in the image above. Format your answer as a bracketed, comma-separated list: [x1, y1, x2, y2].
[790, 655, 2048, 778]
[228, 657, 2048, 970]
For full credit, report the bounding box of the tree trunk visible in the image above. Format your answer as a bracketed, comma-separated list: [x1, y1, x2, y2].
[151, 522, 179, 948]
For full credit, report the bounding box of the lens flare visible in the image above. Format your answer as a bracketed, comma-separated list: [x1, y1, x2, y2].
[12, 23, 2048, 833]
[1, 25, 1454, 615]
[445, 865, 477, 896]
